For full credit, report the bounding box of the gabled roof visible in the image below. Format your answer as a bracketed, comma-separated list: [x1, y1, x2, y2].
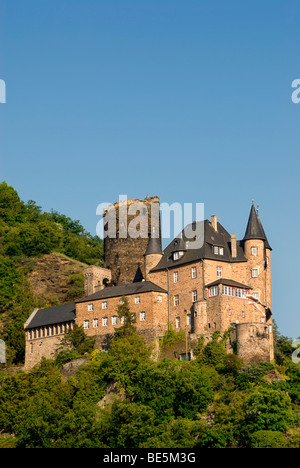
[151, 219, 247, 272]
[25, 302, 76, 330]
[76, 280, 167, 303]
[243, 203, 272, 250]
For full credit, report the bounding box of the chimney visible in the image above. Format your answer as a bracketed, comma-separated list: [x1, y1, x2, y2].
[211, 215, 217, 231]
[231, 233, 237, 258]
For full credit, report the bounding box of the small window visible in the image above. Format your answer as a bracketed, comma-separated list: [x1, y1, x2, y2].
[192, 290, 197, 302]
[135, 296, 141, 304]
[88, 304, 94, 311]
[112, 316, 117, 325]
[84, 320, 89, 329]
[140, 311, 146, 321]
[252, 269, 258, 278]
[176, 317, 180, 329]
[102, 302, 108, 309]
[217, 266, 222, 278]
[236, 288, 247, 298]
[187, 314, 191, 325]
[242, 312, 245, 318]
[174, 295, 179, 306]
[121, 316, 125, 324]
[209, 286, 219, 297]
[252, 247, 258, 256]
[213, 246, 224, 255]
[192, 267, 197, 278]
[102, 317, 108, 327]
[93, 318, 99, 328]
[174, 271, 178, 283]
[173, 252, 180, 260]
[252, 292, 260, 299]
[157, 295, 162, 303]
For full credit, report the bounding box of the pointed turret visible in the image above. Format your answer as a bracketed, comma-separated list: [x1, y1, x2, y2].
[144, 228, 163, 280]
[243, 202, 271, 250]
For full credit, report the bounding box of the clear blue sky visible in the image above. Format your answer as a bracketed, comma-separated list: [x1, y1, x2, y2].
[0, 0, 299, 339]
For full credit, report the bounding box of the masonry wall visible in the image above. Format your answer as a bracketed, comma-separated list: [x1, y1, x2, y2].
[104, 197, 161, 285]
[75, 290, 169, 342]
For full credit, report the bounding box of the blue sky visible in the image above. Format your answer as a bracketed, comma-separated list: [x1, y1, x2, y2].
[0, 0, 299, 338]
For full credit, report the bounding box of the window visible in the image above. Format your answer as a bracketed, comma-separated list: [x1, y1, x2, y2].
[252, 247, 258, 256]
[176, 317, 180, 329]
[252, 292, 260, 299]
[102, 302, 108, 309]
[192, 290, 197, 302]
[88, 304, 93, 311]
[213, 246, 224, 255]
[157, 295, 162, 303]
[174, 271, 178, 283]
[140, 311, 146, 321]
[209, 286, 219, 297]
[242, 312, 245, 318]
[93, 318, 98, 328]
[135, 296, 141, 304]
[252, 268, 258, 278]
[217, 266, 222, 278]
[192, 267, 197, 278]
[173, 252, 180, 260]
[187, 314, 191, 325]
[102, 317, 108, 327]
[174, 295, 179, 306]
[112, 316, 117, 325]
[222, 286, 235, 297]
[84, 320, 89, 329]
[131, 312, 136, 321]
[236, 288, 247, 298]
[121, 316, 125, 324]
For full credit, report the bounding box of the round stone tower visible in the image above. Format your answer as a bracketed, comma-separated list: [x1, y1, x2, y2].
[103, 196, 161, 285]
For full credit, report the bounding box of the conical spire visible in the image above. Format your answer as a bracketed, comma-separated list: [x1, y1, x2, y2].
[144, 227, 162, 256]
[243, 202, 271, 250]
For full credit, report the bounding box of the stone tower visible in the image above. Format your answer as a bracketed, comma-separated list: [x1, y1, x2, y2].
[103, 196, 161, 285]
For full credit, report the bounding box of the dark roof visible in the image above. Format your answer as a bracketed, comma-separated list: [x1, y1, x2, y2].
[171, 236, 187, 253]
[25, 302, 76, 330]
[151, 219, 247, 272]
[144, 235, 162, 255]
[244, 203, 272, 250]
[205, 278, 253, 290]
[76, 280, 167, 303]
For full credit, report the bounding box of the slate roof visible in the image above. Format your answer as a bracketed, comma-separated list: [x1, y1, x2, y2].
[76, 280, 167, 304]
[151, 219, 247, 272]
[205, 278, 253, 290]
[243, 203, 272, 250]
[25, 302, 76, 330]
[144, 236, 162, 255]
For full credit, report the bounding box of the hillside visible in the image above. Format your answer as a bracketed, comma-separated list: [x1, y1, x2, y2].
[0, 181, 104, 364]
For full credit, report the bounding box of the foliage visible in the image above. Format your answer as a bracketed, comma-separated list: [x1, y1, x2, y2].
[159, 325, 185, 349]
[55, 324, 95, 364]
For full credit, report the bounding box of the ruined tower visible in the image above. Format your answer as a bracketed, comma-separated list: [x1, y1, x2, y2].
[103, 196, 161, 285]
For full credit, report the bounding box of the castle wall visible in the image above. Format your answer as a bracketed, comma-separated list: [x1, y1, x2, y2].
[235, 322, 273, 363]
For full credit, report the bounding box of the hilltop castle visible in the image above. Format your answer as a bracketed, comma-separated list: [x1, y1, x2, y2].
[24, 197, 274, 368]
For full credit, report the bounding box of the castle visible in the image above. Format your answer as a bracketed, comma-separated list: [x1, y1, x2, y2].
[24, 197, 274, 368]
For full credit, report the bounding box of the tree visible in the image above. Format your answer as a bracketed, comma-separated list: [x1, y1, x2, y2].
[55, 324, 95, 364]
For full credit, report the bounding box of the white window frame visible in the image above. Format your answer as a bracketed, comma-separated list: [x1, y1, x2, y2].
[174, 271, 178, 283]
[140, 311, 146, 321]
[209, 286, 219, 297]
[102, 317, 108, 327]
[192, 290, 197, 302]
[157, 295, 162, 303]
[252, 268, 259, 278]
[93, 318, 99, 328]
[217, 266, 223, 278]
[135, 296, 141, 304]
[174, 295, 179, 306]
[222, 286, 235, 297]
[187, 314, 191, 325]
[102, 301, 108, 309]
[84, 320, 89, 329]
[252, 247, 258, 256]
[112, 316, 117, 325]
[176, 317, 180, 329]
[88, 304, 94, 311]
[192, 267, 197, 278]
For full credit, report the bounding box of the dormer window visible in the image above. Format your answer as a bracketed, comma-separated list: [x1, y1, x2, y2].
[213, 246, 224, 255]
[173, 251, 184, 261]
